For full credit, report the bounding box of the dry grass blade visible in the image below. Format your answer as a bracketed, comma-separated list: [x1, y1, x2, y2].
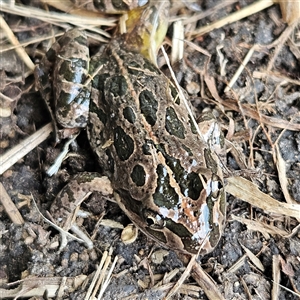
[181, 0, 238, 25]
[0, 123, 53, 175]
[231, 215, 289, 238]
[272, 254, 281, 299]
[190, 0, 274, 37]
[97, 255, 118, 299]
[239, 244, 265, 272]
[0, 276, 87, 298]
[0, 183, 24, 225]
[191, 263, 225, 300]
[161, 46, 205, 141]
[164, 255, 196, 299]
[84, 251, 108, 300]
[0, 15, 35, 71]
[31, 194, 86, 247]
[0, 2, 116, 37]
[39, 0, 107, 18]
[85, 251, 117, 299]
[226, 177, 300, 219]
[227, 254, 248, 273]
[273, 145, 298, 209]
[253, 70, 300, 86]
[204, 75, 300, 131]
[225, 21, 297, 93]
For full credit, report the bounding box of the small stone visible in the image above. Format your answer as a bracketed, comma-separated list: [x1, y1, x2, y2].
[0, 107, 11, 117]
[186, 81, 200, 95]
[89, 249, 98, 261]
[0, 140, 9, 149]
[70, 252, 79, 262]
[61, 258, 68, 267]
[151, 249, 169, 264]
[2, 170, 13, 178]
[24, 236, 34, 245]
[79, 250, 89, 262]
[49, 241, 59, 249]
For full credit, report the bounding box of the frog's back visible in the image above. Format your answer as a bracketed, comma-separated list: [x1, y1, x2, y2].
[88, 36, 225, 254]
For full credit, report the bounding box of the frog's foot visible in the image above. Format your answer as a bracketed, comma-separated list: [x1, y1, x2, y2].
[46, 133, 80, 176]
[49, 173, 113, 249]
[45, 210, 93, 250]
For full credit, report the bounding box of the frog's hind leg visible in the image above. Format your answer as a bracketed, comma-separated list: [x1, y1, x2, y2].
[35, 29, 91, 142]
[49, 172, 113, 250]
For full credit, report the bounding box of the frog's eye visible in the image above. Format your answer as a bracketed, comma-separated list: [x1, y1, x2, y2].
[143, 210, 165, 229]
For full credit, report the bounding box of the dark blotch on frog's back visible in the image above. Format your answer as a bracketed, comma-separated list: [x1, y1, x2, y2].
[113, 126, 134, 161]
[123, 106, 136, 124]
[139, 90, 158, 126]
[131, 164, 146, 186]
[165, 107, 185, 139]
[108, 75, 128, 97]
[156, 144, 202, 201]
[153, 164, 179, 209]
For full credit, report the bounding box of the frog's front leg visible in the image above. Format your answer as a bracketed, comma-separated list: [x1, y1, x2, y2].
[35, 29, 91, 137]
[49, 172, 113, 249]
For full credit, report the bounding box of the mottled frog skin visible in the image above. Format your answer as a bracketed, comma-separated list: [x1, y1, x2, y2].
[36, 2, 226, 255]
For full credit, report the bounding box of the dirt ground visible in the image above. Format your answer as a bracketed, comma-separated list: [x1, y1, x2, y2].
[0, 0, 300, 299]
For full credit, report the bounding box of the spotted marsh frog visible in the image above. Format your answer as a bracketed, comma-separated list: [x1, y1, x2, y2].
[35, 2, 226, 255]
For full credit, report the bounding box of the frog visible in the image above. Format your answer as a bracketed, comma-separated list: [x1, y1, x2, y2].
[35, 0, 226, 255]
